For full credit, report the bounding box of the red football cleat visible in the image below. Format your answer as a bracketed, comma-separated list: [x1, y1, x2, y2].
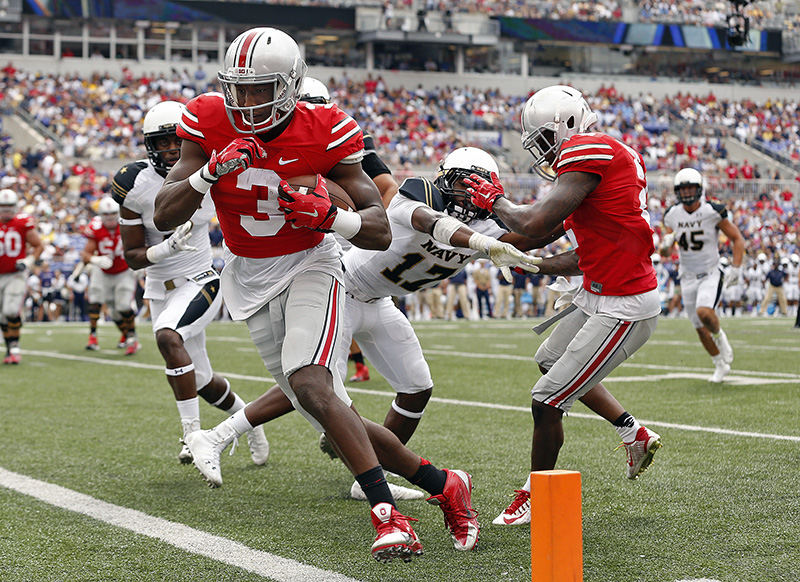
[426, 469, 479, 551]
[86, 334, 99, 351]
[349, 362, 370, 382]
[125, 338, 141, 356]
[370, 502, 423, 563]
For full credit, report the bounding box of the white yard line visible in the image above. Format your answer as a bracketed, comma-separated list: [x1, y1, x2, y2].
[25, 349, 800, 442]
[0, 468, 359, 582]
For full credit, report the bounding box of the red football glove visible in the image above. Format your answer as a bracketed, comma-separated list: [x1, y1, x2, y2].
[205, 137, 266, 181]
[464, 171, 505, 212]
[278, 175, 338, 232]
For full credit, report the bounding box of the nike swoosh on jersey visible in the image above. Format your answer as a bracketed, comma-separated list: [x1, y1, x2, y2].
[278, 157, 299, 165]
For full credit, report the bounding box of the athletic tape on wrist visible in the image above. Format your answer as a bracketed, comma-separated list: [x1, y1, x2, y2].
[118, 217, 143, 226]
[188, 166, 215, 194]
[431, 216, 463, 245]
[331, 209, 362, 239]
[391, 400, 425, 419]
[165, 363, 195, 376]
[146, 239, 171, 264]
[467, 232, 493, 253]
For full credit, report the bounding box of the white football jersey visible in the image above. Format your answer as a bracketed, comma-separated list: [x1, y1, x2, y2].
[343, 178, 507, 302]
[663, 200, 727, 276]
[112, 160, 215, 283]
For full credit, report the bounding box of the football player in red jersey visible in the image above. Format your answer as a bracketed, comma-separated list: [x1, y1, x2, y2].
[0, 188, 44, 364]
[154, 27, 479, 560]
[79, 197, 140, 354]
[466, 85, 663, 525]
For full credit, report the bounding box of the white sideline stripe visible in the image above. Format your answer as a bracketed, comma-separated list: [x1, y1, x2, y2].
[24, 350, 276, 384]
[25, 350, 800, 441]
[423, 349, 800, 381]
[0, 467, 359, 582]
[343, 387, 800, 443]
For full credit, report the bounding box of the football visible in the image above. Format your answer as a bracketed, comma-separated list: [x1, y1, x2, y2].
[285, 174, 356, 210]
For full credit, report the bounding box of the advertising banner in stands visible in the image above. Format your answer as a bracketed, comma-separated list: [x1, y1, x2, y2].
[498, 17, 781, 55]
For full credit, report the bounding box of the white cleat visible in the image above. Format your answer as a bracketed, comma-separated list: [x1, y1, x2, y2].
[178, 418, 201, 464]
[713, 329, 734, 364]
[622, 426, 662, 479]
[246, 426, 270, 465]
[350, 479, 425, 501]
[492, 490, 531, 525]
[184, 420, 238, 488]
[709, 360, 731, 383]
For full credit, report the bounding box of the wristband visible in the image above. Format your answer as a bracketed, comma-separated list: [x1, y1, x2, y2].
[118, 217, 143, 226]
[431, 216, 464, 245]
[188, 166, 216, 194]
[331, 209, 362, 239]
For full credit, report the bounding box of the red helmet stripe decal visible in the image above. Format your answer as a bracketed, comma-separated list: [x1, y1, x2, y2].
[236, 30, 260, 68]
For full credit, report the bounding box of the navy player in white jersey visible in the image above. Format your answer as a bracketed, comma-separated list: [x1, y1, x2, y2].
[115, 101, 269, 466]
[662, 168, 745, 382]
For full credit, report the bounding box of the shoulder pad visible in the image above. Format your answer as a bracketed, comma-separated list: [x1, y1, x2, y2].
[709, 201, 728, 219]
[111, 161, 148, 205]
[398, 177, 446, 212]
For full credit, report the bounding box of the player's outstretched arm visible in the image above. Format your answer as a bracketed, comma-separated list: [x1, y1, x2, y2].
[326, 161, 391, 250]
[411, 205, 541, 282]
[468, 171, 599, 238]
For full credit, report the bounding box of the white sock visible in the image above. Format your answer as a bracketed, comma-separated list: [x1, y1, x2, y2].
[521, 474, 532, 493]
[616, 417, 642, 443]
[176, 397, 200, 422]
[224, 392, 246, 415]
[228, 408, 254, 436]
[712, 354, 725, 365]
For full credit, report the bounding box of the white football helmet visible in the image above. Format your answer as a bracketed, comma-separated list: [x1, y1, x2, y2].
[143, 101, 185, 174]
[674, 168, 703, 205]
[97, 197, 118, 229]
[435, 146, 500, 222]
[0, 188, 17, 206]
[791, 253, 799, 264]
[520, 85, 597, 181]
[300, 76, 330, 104]
[0, 188, 17, 221]
[218, 27, 307, 134]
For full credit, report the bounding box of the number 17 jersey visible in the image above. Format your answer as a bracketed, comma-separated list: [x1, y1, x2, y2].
[663, 200, 726, 276]
[342, 177, 506, 302]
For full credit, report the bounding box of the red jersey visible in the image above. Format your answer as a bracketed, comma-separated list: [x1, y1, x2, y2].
[0, 214, 35, 274]
[555, 133, 657, 296]
[82, 217, 128, 274]
[177, 94, 364, 258]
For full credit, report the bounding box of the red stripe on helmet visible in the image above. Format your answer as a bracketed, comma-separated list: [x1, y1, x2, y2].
[236, 30, 260, 68]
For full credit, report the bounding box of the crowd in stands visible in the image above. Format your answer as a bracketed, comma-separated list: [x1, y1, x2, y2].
[0, 65, 797, 324]
[252, 0, 798, 28]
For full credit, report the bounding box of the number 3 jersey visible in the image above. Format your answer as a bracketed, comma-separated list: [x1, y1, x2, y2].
[343, 177, 506, 302]
[176, 92, 366, 320]
[663, 199, 727, 276]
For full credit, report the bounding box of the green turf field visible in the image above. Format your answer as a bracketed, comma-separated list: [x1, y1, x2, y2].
[1, 316, 798, 582]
